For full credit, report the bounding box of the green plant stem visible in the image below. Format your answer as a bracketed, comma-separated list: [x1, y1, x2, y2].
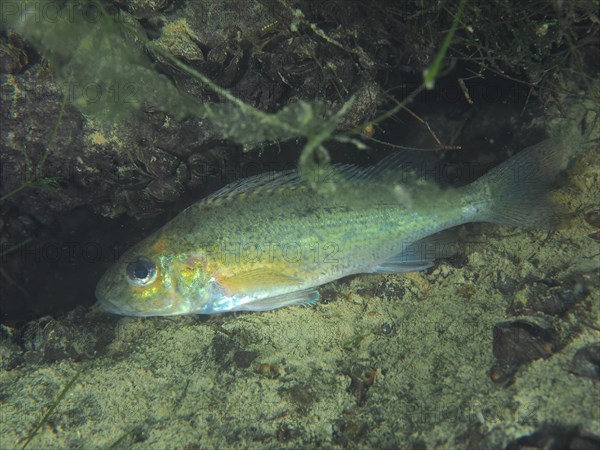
[423, 0, 467, 89]
[21, 369, 82, 450]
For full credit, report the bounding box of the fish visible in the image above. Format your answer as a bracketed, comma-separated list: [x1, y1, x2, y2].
[95, 138, 570, 316]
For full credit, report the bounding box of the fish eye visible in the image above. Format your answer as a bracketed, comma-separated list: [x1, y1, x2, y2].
[126, 257, 157, 286]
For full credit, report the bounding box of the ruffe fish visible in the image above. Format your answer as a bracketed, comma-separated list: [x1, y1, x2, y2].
[95, 139, 569, 316]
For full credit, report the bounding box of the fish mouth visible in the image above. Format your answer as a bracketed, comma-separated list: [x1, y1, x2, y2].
[96, 296, 189, 317]
[95, 272, 132, 315]
[94, 282, 136, 315]
[96, 297, 129, 315]
[96, 298, 153, 317]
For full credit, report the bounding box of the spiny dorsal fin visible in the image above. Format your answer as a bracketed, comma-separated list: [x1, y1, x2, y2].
[202, 169, 306, 204]
[202, 153, 420, 204]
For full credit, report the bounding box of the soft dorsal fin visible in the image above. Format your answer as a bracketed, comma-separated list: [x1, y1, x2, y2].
[345, 151, 441, 182]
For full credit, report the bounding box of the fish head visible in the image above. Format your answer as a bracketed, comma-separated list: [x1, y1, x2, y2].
[95, 235, 207, 316]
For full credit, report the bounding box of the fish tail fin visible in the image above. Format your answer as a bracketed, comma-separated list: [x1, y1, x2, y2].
[463, 138, 574, 228]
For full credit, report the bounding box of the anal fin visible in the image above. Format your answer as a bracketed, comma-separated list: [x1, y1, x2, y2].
[371, 258, 434, 273]
[370, 233, 460, 273]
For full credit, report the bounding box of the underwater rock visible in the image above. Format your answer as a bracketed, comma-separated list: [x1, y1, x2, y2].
[317, 284, 339, 304]
[0, 31, 29, 74]
[492, 317, 559, 364]
[376, 279, 406, 299]
[506, 425, 600, 450]
[489, 360, 518, 387]
[0, 338, 23, 371]
[5, 214, 37, 240]
[522, 280, 578, 317]
[122, 0, 175, 17]
[506, 271, 595, 317]
[0, 325, 24, 370]
[1, 1, 381, 221]
[232, 350, 258, 369]
[494, 276, 520, 296]
[255, 363, 281, 379]
[380, 322, 396, 336]
[569, 343, 600, 380]
[333, 420, 369, 447]
[283, 383, 318, 410]
[19, 311, 107, 364]
[584, 209, 600, 241]
[584, 210, 600, 228]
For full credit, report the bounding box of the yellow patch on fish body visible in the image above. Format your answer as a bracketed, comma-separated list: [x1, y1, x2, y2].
[217, 268, 303, 294]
